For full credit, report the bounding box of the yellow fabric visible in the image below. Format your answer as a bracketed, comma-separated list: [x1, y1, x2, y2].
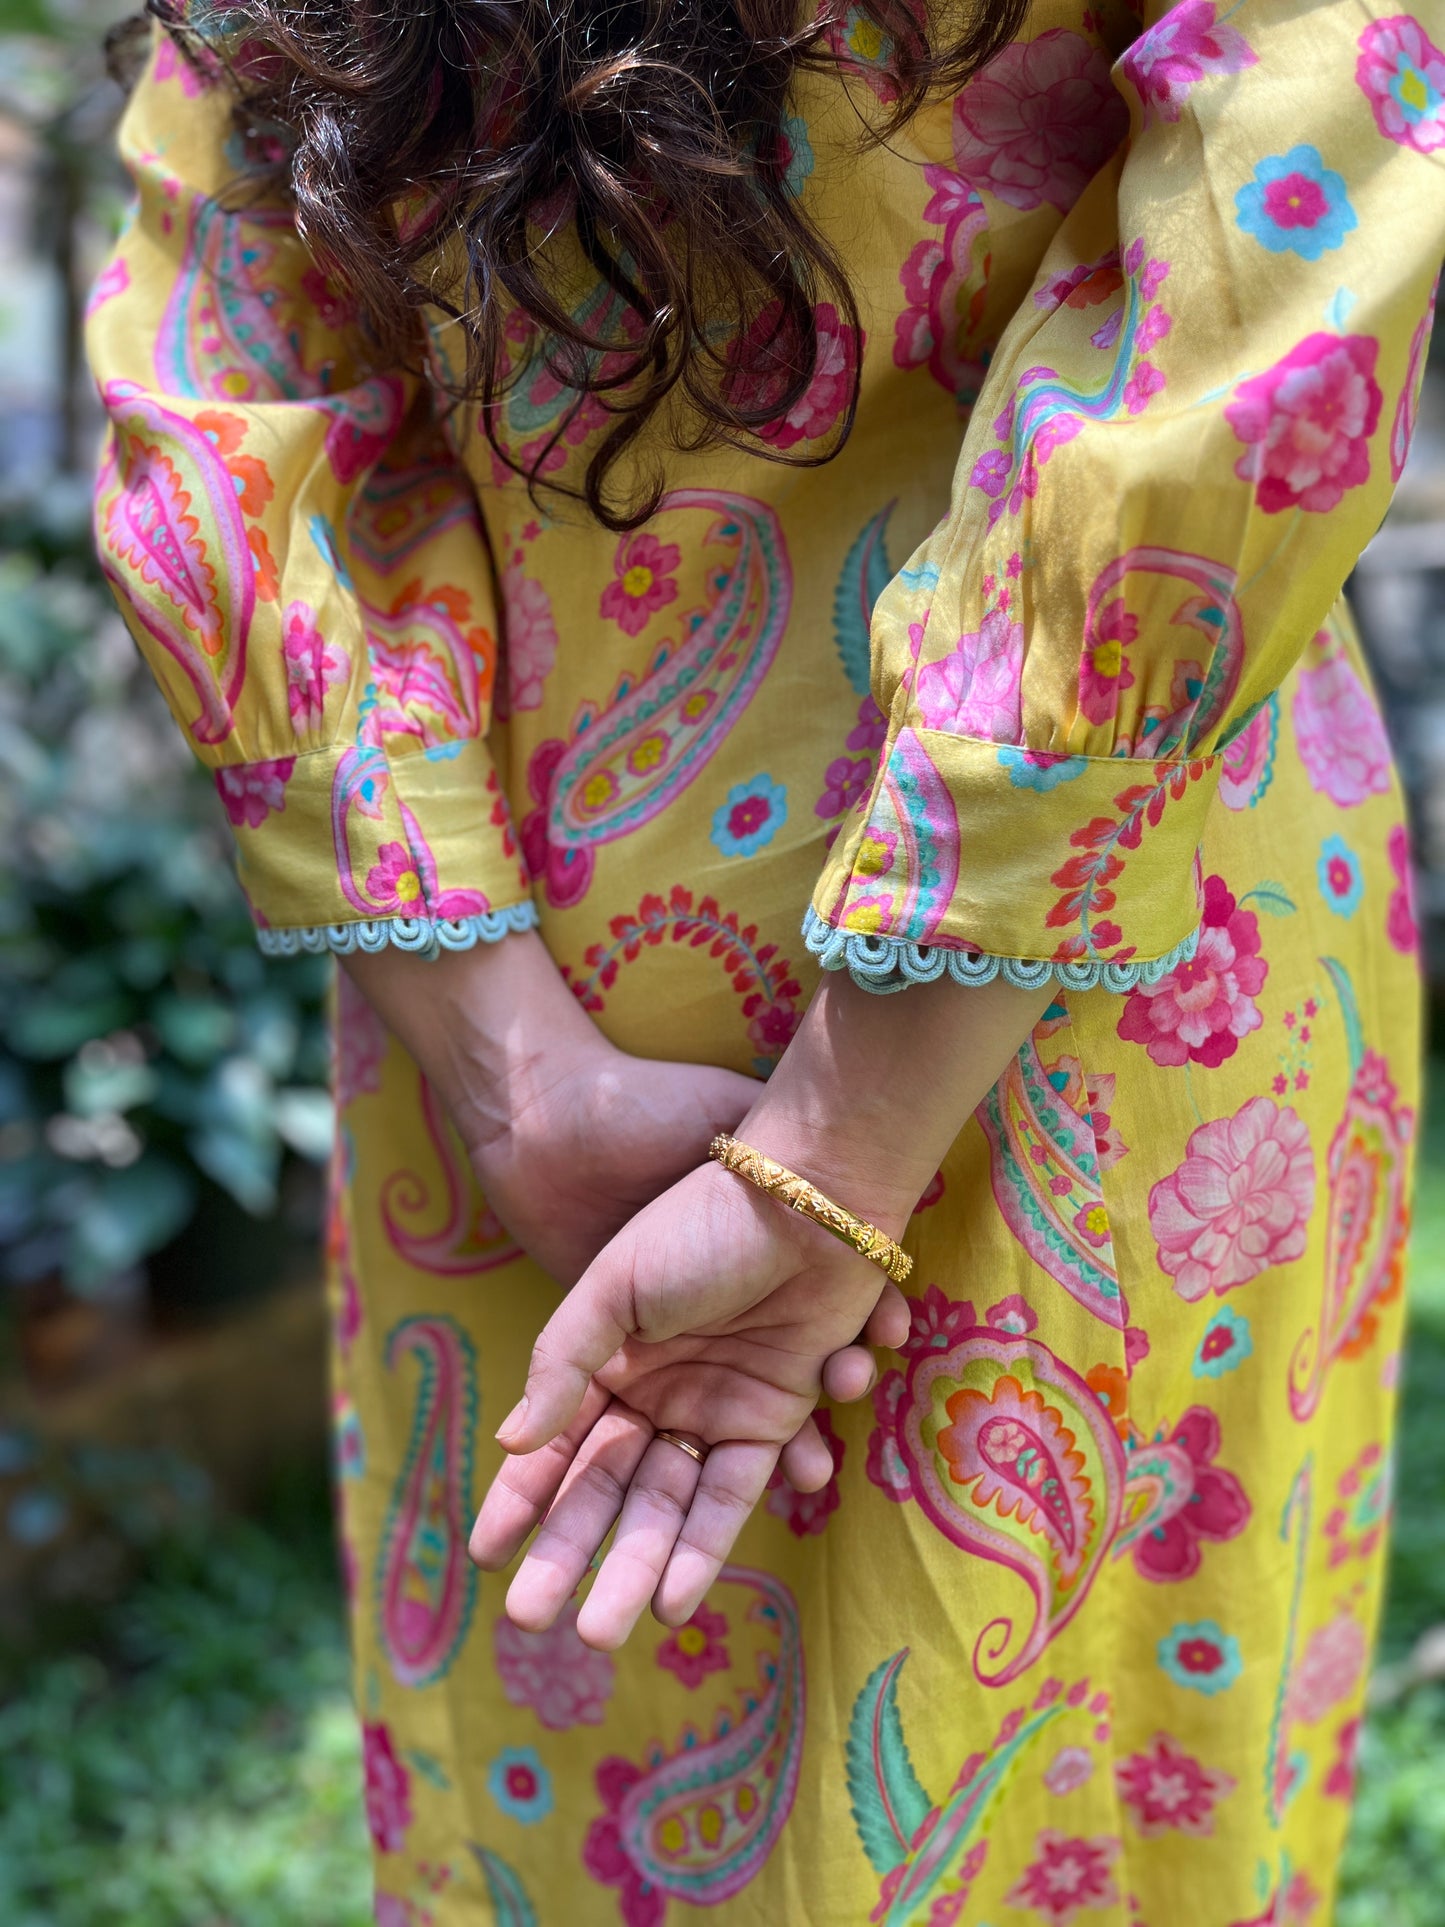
[88, 5, 1435, 1922]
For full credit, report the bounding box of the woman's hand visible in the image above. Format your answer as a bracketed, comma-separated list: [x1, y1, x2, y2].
[342, 931, 759, 1283]
[468, 1155, 913, 1647]
[471, 964, 1053, 1651]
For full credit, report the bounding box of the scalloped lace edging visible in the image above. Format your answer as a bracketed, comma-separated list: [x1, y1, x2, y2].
[256, 900, 539, 958]
[801, 906, 1202, 995]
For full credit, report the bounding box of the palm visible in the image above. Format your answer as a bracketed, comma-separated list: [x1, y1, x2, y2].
[469, 1163, 905, 1650]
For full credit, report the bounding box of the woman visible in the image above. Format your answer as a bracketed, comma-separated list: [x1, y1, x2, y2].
[89, 0, 1439, 1918]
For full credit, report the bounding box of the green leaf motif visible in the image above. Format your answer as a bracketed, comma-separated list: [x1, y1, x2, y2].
[846, 1648, 933, 1876]
[1240, 881, 1296, 917]
[470, 1844, 538, 1927]
[833, 504, 895, 697]
[1321, 955, 1364, 1076]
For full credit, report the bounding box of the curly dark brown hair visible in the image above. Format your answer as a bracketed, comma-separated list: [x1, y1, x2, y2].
[146, 0, 1029, 527]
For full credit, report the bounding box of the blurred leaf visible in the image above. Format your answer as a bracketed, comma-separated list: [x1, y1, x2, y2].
[151, 993, 236, 1068]
[272, 1088, 334, 1164]
[66, 1157, 196, 1291]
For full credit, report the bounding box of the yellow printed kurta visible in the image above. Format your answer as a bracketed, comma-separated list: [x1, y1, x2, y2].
[88, 3, 1441, 1921]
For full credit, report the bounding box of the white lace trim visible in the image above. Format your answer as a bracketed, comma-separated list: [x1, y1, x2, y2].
[802, 906, 1202, 995]
[256, 900, 539, 957]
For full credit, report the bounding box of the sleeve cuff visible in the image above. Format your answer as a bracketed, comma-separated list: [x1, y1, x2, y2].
[810, 726, 1218, 972]
[221, 737, 533, 944]
[802, 906, 1203, 995]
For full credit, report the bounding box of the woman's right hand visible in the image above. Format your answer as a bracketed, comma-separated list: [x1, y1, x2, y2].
[463, 1028, 760, 1285]
[340, 930, 761, 1284]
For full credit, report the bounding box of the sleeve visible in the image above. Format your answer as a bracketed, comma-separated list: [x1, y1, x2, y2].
[86, 29, 535, 958]
[806, 0, 1445, 993]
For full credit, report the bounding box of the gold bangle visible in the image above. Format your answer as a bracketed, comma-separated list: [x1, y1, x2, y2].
[708, 1134, 913, 1286]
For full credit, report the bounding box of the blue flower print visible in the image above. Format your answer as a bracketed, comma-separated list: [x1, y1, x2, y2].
[487, 1746, 553, 1825]
[1157, 1621, 1243, 1696]
[997, 746, 1089, 791]
[1235, 145, 1358, 260]
[780, 113, 815, 198]
[1192, 1305, 1254, 1380]
[711, 774, 787, 858]
[1318, 834, 1364, 917]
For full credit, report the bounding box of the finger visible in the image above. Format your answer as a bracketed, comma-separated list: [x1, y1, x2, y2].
[495, 1266, 636, 1455]
[575, 1431, 707, 1651]
[651, 1441, 780, 1627]
[864, 1282, 912, 1352]
[779, 1415, 835, 1492]
[503, 1403, 655, 1631]
[469, 1379, 612, 1571]
[821, 1342, 879, 1405]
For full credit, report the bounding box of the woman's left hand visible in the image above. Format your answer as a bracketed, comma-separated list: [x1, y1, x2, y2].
[469, 964, 1051, 1653]
[467, 1149, 913, 1651]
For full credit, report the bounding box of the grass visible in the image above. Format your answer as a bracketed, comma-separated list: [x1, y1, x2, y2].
[1, 1088, 1443, 1927]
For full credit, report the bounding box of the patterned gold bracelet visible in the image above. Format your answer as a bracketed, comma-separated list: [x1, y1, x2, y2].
[708, 1135, 914, 1286]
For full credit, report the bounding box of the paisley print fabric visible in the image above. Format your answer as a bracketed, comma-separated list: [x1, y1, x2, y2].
[87, 2, 1433, 1921]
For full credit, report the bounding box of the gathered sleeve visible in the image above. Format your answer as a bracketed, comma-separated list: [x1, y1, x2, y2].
[87, 32, 534, 956]
[807, 0, 1445, 992]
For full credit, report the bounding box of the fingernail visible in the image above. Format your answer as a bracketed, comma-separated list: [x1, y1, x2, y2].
[495, 1395, 528, 1444]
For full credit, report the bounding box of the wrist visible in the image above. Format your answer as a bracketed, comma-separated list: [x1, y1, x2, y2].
[727, 1096, 931, 1241]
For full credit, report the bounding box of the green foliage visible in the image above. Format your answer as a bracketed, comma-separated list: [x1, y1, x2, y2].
[1338, 1078, 1445, 1923]
[0, 494, 332, 1297]
[0, 1471, 373, 1927]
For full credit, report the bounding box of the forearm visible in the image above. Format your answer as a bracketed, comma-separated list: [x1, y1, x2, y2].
[340, 931, 605, 1150]
[739, 971, 1051, 1235]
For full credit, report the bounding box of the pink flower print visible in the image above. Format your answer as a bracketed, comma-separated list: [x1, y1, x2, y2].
[1123, 359, 1166, 415]
[493, 1602, 615, 1730]
[215, 756, 294, 829]
[1387, 821, 1420, 954]
[1289, 1612, 1368, 1724]
[847, 695, 889, 752]
[1043, 1746, 1095, 1796]
[1116, 1733, 1235, 1837]
[1356, 16, 1445, 154]
[952, 31, 1129, 213]
[866, 1369, 914, 1501]
[1005, 1829, 1121, 1925]
[1117, 873, 1266, 1069]
[361, 1721, 413, 1854]
[1226, 333, 1383, 515]
[971, 446, 1013, 499]
[902, 1283, 979, 1359]
[366, 841, 426, 914]
[501, 558, 558, 711]
[914, 607, 1024, 740]
[726, 299, 860, 450]
[748, 999, 801, 1059]
[1136, 304, 1173, 351]
[599, 532, 681, 638]
[1149, 1096, 1316, 1301]
[986, 1292, 1038, 1336]
[656, 1603, 730, 1688]
[767, 1405, 845, 1535]
[1218, 700, 1275, 810]
[584, 1757, 667, 1927]
[86, 255, 129, 319]
[815, 753, 874, 818]
[1128, 1407, 1251, 1582]
[1324, 1716, 1362, 1801]
[282, 599, 348, 734]
[1291, 631, 1392, 806]
[374, 1894, 410, 1927]
[1121, 1, 1257, 124]
[335, 969, 386, 1106]
[1078, 596, 1138, 725]
[1084, 1071, 1128, 1170]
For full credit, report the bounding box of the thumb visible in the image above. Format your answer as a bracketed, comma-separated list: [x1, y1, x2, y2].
[495, 1259, 636, 1454]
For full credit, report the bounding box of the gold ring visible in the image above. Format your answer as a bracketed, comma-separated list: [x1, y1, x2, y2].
[654, 1430, 706, 1465]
